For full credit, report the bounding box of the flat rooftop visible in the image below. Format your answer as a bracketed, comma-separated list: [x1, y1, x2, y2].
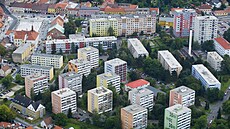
[128, 38, 149, 55]
[171, 86, 195, 96]
[196, 16, 217, 20]
[192, 64, 220, 85]
[52, 88, 76, 97]
[59, 71, 81, 80]
[78, 46, 98, 53]
[97, 72, 120, 80]
[207, 51, 223, 61]
[69, 59, 89, 65]
[122, 104, 147, 114]
[89, 18, 117, 22]
[21, 64, 53, 70]
[130, 88, 154, 97]
[26, 74, 47, 81]
[13, 43, 31, 54]
[105, 58, 127, 66]
[166, 104, 191, 115]
[158, 50, 182, 68]
[88, 87, 112, 95]
[174, 9, 196, 13]
[32, 53, 63, 58]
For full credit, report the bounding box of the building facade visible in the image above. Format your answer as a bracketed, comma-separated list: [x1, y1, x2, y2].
[20, 64, 54, 80]
[169, 86, 195, 107]
[194, 16, 218, 44]
[78, 46, 99, 68]
[158, 50, 183, 76]
[164, 104, 191, 129]
[51, 88, 77, 114]
[214, 37, 230, 57]
[31, 53, 63, 69]
[68, 59, 91, 76]
[128, 88, 154, 111]
[104, 58, 127, 83]
[45, 36, 117, 53]
[87, 87, 113, 114]
[173, 9, 196, 37]
[12, 43, 32, 63]
[25, 74, 49, 98]
[121, 104, 148, 129]
[59, 72, 82, 95]
[97, 72, 121, 92]
[207, 51, 223, 71]
[192, 64, 221, 89]
[127, 38, 149, 58]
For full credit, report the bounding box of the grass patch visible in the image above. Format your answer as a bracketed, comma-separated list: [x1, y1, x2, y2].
[65, 119, 101, 129]
[77, 27, 82, 33]
[220, 76, 230, 92]
[65, 123, 81, 129]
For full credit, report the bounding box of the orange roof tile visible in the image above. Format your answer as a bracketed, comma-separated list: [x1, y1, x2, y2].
[129, 4, 138, 9]
[6, 30, 13, 35]
[150, 8, 159, 14]
[171, 8, 183, 12]
[104, 7, 125, 13]
[37, 0, 48, 4]
[54, 125, 62, 129]
[26, 126, 33, 129]
[214, 37, 230, 49]
[14, 30, 39, 40]
[126, 79, 149, 88]
[0, 122, 11, 128]
[51, 16, 64, 27]
[55, 3, 68, 9]
[198, 4, 212, 9]
[214, 10, 227, 14]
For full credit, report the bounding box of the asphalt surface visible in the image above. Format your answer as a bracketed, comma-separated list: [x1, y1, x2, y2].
[0, 3, 18, 30]
[207, 88, 230, 124]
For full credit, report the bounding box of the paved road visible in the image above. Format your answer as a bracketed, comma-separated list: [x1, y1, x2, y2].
[0, 3, 18, 30]
[207, 88, 230, 124]
[14, 117, 42, 129]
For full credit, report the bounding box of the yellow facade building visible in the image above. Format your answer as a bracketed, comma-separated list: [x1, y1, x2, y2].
[12, 43, 32, 63]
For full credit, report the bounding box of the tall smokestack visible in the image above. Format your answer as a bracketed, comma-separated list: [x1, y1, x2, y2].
[188, 29, 193, 57]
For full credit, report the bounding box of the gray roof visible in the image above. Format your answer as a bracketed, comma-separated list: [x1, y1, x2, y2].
[13, 43, 31, 54]
[122, 104, 147, 114]
[32, 53, 62, 58]
[21, 64, 53, 70]
[146, 86, 166, 96]
[59, 71, 82, 80]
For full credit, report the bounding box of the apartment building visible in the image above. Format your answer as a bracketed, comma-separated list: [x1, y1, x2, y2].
[89, 18, 118, 36]
[97, 72, 120, 92]
[128, 88, 154, 111]
[125, 79, 150, 91]
[78, 46, 99, 68]
[173, 9, 196, 37]
[164, 104, 191, 129]
[192, 64, 221, 89]
[89, 14, 156, 36]
[12, 43, 32, 63]
[45, 36, 117, 53]
[68, 59, 91, 76]
[127, 38, 149, 58]
[169, 86, 195, 107]
[20, 64, 54, 80]
[104, 58, 127, 83]
[214, 37, 230, 57]
[31, 53, 63, 69]
[87, 87, 113, 114]
[207, 51, 223, 71]
[25, 74, 48, 98]
[158, 50, 183, 76]
[51, 88, 77, 114]
[194, 16, 218, 44]
[121, 104, 148, 129]
[59, 72, 82, 95]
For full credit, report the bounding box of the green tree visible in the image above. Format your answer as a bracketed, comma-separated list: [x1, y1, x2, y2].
[192, 115, 207, 129]
[129, 71, 140, 81]
[15, 74, 24, 85]
[2, 75, 13, 88]
[67, 108, 72, 118]
[64, 20, 76, 38]
[221, 55, 230, 74]
[71, 42, 76, 53]
[0, 44, 6, 56]
[53, 113, 68, 126]
[201, 40, 215, 51]
[59, 48, 63, 54]
[217, 108, 221, 119]
[223, 100, 230, 114]
[107, 26, 115, 36]
[0, 104, 16, 122]
[205, 101, 209, 110]
[223, 28, 230, 42]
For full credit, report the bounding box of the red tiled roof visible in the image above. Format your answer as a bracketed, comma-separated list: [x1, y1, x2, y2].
[6, 30, 13, 35]
[150, 8, 159, 13]
[54, 125, 62, 129]
[1, 65, 11, 72]
[55, 3, 68, 9]
[214, 37, 230, 49]
[214, 10, 227, 14]
[171, 8, 183, 12]
[0, 122, 11, 128]
[126, 79, 149, 88]
[129, 4, 138, 9]
[198, 4, 212, 9]
[104, 6, 125, 13]
[51, 16, 64, 27]
[14, 30, 39, 40]
[43, 117, 53, 125]
[37, 0, 48, 4]
[26, 126, 33, 129]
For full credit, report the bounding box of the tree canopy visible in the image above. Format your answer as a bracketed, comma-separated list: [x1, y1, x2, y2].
[0, 104, 16, 122]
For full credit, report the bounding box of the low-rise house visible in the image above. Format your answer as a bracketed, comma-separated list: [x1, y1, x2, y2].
[40, 117, 53, 129]
[0, 65, 12, 77]
[125, 79, 150, 91]
[10, 95, 46, 120]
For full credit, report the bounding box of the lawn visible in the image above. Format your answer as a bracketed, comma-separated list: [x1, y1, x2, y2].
[65, 119, 101, 129]
[65, 123, 81, 129]
[220, 76, 230, 92]
[77, 27, 82, 33]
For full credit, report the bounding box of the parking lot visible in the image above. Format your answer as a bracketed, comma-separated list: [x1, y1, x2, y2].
[0, 85, 23, 99]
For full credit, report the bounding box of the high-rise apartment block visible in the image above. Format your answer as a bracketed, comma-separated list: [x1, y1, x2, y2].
[194, 16, 218, 44]
[59, 72, 82, 95]
[78, 46, 99, 68]
[20, 64, 54, 80]
[104, 58, 127, 83]
[121, 104, 148, 129]
[158, 50, 183, 76]
[173, 9, 196, 37]
[207, 52, 223, 71]
[25, 74, 48, 98]
[214, 37, 230, 57]
[164, 104, 191, 129]
[51, 88, 77, 114]
[192, 64, 221, 89]
[87, 87, 113, 114]
[31, 53, 63, 69]
[127, 38, 149, 58]
[128, 88, 154, 111]
[169, 86, 195, 107]
[68, 59, 91, 76]
[97, 72, 121, 92]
